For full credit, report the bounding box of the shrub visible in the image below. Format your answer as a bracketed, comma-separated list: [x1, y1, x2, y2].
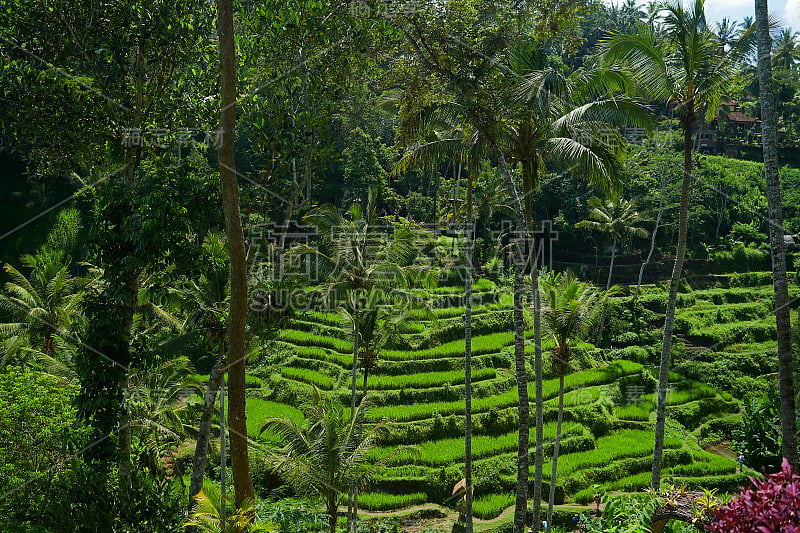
[730, 271, 773, 287]
[0, 372, 88, 531]
[708, 459, 800, 532]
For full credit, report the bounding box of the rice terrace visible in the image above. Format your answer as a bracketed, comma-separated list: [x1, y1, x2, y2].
[2, 0, 800, 532]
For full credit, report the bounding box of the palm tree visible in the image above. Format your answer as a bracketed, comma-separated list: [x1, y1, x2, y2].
[509, 43, 651, 527]
[301, 200, 429, 530]
[163, 235, 233, 509]
[601, 0, 752, 488]
[576, 195, 649, 289]
[341, 296, 419, 397]
[261, 389, 391, 533]
[756, 0, 799, 469]
[539, 271, 610, 531]
[0, 250, 83, 360]
[126, 356, 200, 477]
[716, 18, 739, 50]
[773, 28, 799, 70]
[187, 483, 275, 533]
[395, 109, 484, 532]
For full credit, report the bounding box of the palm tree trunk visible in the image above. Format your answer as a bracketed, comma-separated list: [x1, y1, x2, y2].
[215, 0, 254, 508]
[606, 237, 616, 290]
[635, 190, 663, 299]
[546, 371, 565, 532]
[652, 117, 693, 489]
[188, 356, 226, 511]
[512, 265, 530, 533]
[119, 373, 134, 490]
[490, 140, 530, 533]
[526, 161, 544, 530]
[756, 0, 799, 469]
[328, 498, 338, 533]
[464, 167, 474, 533]
[119, 274, 139, 491]
[347, 294, 361, 532]
[220, 376, 227, 520]
[532, 272, 544, 529]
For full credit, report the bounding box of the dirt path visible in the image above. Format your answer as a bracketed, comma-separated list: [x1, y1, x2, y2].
[341, 500, 605, 532]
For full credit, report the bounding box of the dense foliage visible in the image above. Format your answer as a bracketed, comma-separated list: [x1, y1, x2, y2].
[2, 0, 800, 530]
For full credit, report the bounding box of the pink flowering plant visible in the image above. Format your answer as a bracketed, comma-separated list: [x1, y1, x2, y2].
[707, 458, 800, 532]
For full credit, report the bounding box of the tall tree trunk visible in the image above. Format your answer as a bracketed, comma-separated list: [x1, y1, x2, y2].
[606, 238, 616, 290]
[215, 0, 254, 508]
[188, 355, 226, 510]
[523, 157, 545, 529]
[635, 188, 664, 299]
[328, 498, 338, 533]
[119, 373, 134, 490]
[347, 294, 361, 532]
[464, 166, 474, 533]
[491, 141, 530, 533]
[220, 376, 227, 521]
[119, 271, 140, 491]
[512, 264, 530, 533]
[531, 272, 544, 529]
[756, 0, 799, 469]
[652, 117, 693, 489]
[546, 371, 565, 532]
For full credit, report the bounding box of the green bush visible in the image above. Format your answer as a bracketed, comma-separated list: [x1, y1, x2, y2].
[730, 271, 773, 287]
[668, 397, 739, 428]
[0, 372, 88, 531]
[712, 245, 770, 273]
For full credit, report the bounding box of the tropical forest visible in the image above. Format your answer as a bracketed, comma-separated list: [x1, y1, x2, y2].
[3, 0, 800, 531]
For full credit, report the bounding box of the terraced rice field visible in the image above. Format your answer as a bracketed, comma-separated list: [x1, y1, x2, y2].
[244, 278, 756, 520]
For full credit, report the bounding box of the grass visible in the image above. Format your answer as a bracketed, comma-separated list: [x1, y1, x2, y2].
[550, 430, 683, 477]
[301, 311, 345, 327]
[615, 400, 654, 421]
[472, 493, 515, 519]
[381, 332, 515, 360]
[664, 453, 736, 476]
[369, 422, 589, 466]
[279, 329, 352, 354]
[357, 492, 427, 511]
[292, 345, 352, 367]
[245, 398, 304, 438]
[543, 385, 602, 407]
[366, 361, 641, 421]
[667, 382, 722, 405]
[260, 277, 766, 510]
[281, 366, 335, 390]
[367, 368, 496, 390]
